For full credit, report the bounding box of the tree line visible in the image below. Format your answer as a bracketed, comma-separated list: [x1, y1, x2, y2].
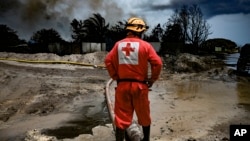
[0, 4, 237, 55]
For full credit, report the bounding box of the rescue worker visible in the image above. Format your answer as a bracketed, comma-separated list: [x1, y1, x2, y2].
[105, 17, 162, 141]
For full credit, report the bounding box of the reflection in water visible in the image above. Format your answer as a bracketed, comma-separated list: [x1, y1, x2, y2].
[174, 79, 250, 112]
[176, 81, 203, 100]
[41, 101, 110, 139]
[223, 53, 240, 70]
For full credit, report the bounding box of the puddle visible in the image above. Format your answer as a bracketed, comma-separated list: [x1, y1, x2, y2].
[41, 78, 250, 140]
[41, 101, 111, 139]
[223, 53, 240, 70]
[174, 79, 250, 111]
[150, 78, 250, 114]
[236, 82, 250, 111]
[175, 81, 203, 99]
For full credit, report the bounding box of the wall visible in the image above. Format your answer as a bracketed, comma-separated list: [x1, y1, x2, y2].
[82, 42, 106, 53]
[149, 42, 161, 52]
[48, 43, 61, 54]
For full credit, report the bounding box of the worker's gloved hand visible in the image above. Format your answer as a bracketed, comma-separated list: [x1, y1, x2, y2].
[146, 79, 154, 88]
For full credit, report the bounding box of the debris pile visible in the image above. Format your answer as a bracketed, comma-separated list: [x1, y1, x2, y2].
[0, 51, 108, 65]
[163, 53, 225, 73]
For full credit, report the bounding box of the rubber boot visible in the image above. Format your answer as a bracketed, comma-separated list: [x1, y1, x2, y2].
[115, 127, 125, 141]
[125, 130, 131, 141]
[142, 125, 150, 141]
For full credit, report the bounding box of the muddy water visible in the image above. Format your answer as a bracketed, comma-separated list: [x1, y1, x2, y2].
[236, 82, 250, 111]
[38, 77, 250, 140]
[41, 104, 110, 139]
[151, 79, 237, 106]
[174, 80, 250, 110]
[223, 53, 240, 70]
[41, 99, 111, 139]
[165, 79, 250, 114]
[149, 76, 250, 140]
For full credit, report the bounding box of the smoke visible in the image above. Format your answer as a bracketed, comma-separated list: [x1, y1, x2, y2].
[144, 0, 250, 19]
[0, 0, 124, 41]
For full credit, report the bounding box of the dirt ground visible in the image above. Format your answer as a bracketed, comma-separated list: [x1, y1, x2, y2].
[0, 52, 250, 141]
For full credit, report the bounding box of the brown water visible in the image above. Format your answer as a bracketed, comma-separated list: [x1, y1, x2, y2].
[163, 79, 250, 111]
[41, 77, 250, 140]
[41, 101, 111, 139]
[236, 82, 250, 111]
[149, 77, 250, 140]
[175, 79, 250, 114]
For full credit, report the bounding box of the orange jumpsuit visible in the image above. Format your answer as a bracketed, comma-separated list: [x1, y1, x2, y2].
[105, 35, 162, 129]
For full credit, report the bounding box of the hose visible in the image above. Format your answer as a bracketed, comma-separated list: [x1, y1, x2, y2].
[104, 79, 116, 130]
[0, 57, 105, 68]
[104, 78, 143, 141]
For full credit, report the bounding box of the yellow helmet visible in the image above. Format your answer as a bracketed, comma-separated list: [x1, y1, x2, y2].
[126, 17, 149, 32]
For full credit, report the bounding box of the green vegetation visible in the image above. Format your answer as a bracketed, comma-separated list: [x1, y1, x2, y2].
[0, 4, 239, 55]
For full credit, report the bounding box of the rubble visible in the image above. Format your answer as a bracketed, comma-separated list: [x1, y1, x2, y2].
[0, 51, 249, 141]
[163, 53, 225, 73]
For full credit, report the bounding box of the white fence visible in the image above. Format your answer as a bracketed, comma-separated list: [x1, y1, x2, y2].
[82, 42, 160, 53]
[82, 42, 106, 53]
[48, 43, 63, 54]
[48, 42, 160, 54]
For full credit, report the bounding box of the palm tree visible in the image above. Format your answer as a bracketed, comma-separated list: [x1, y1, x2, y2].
[71, 19, 85, 43]
[108, 21, 126, 41]
[106, 20, 127, 51]
[82, 13, 109, 43]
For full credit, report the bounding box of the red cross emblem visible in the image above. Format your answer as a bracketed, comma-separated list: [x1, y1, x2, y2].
[122, 43, 135, 56]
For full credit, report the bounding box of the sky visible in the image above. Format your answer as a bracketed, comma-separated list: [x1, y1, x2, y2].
[0, 0, 249, 46]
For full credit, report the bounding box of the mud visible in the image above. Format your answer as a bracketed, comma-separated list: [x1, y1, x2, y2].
[0, 61, 110, 141]
[0, 52, 250, 141]
[149, 71, 250, 140]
